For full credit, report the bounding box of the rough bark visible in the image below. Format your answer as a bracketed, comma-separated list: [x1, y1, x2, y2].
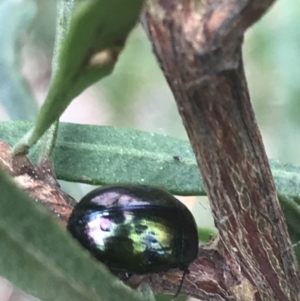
[139, 0, 300, 300]
[0, 140, 76, 227]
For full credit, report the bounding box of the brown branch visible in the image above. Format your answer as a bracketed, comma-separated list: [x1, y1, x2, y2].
[141, 0, 300, 300]
[0, 140, 75, 227]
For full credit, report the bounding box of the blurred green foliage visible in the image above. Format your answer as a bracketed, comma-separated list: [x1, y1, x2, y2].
[244, 0, 300, 165]
[0, 0, 38, 119]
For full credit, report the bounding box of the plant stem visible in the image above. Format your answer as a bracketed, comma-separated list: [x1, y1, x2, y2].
[37, 0, 77, 166]
[12, 0, 77, 156]
[53, 0, 76, 74]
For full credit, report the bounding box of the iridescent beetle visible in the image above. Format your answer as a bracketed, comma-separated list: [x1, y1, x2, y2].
[67, 185, 199, 293]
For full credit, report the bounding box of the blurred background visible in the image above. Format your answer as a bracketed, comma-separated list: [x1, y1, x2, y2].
[0, 0, 299, 300]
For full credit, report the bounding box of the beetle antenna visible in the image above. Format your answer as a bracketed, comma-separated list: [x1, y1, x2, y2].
[174, 269, 188, 299]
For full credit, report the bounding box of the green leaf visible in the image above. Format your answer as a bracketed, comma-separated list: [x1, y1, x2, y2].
[277, 194, 300, 263]
[13, 0, 144, 154]
[3, 120, 206, 195]
[198, 227, 218, 243]
[2, 121, 300, 199]
[0, 167, 146, 301]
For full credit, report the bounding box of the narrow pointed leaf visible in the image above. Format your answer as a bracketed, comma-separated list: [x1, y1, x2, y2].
[13, 0, 144, 154]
